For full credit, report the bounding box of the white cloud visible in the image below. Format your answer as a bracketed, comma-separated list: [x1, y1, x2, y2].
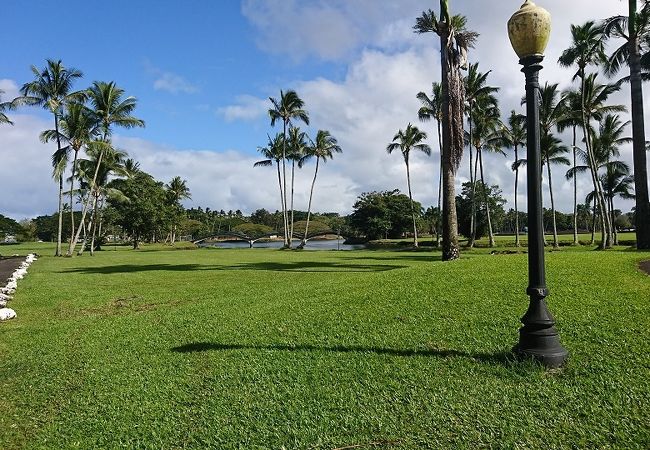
[144, 61, 198, 94]
[217, 95, 268, 122]
[0, 79, 20, 100]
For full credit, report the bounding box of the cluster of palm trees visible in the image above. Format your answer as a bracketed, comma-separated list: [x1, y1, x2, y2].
[255, 90, 342, 249]
[412, 1, 650, 259]
[9, 59, 145, 256]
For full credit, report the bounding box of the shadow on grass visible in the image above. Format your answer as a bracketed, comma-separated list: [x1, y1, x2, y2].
[62, 261, 406, 274]
[170, 341, 514, 366]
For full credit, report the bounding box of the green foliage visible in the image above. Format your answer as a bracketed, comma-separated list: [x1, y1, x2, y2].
[0, 214, 20, 237]
[233, 222, 274, 238]
[456, 182, 506, 239]
[349, 190, 422, 240]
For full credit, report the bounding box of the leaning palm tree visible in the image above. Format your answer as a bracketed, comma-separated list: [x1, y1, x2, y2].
[287, 126, 308, 243]
[297, 130, 342, 249]
[69, 81, 144, 256]
[254, 133, 286, 234]
[602, 1, 650, 249]
[15, 59, 83, 256]
[268, 90, 309, 248]
[414, 1, 478, 260]
[0, 90, 13, 125]
[387, 123, 432, 248]
[416, 82, 443, 245]
[41, 103, 99, 245]
[501, 110, 526, 247]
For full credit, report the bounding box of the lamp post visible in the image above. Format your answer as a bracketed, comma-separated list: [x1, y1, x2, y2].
[508, 0, 568, 368]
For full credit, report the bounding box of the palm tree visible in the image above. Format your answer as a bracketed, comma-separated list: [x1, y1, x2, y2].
[501, 111, 526, 247]
[464, 64, 499, 247]
[69, 81, 144, 255]
[254, 134, 286, 238]
[297, 130, 342, 249]
[0, 90, 13, 125]
[287, 126, 308, 243]
[603, 166, 635, 244]
[558, 88, 583, 244]
[268, 90, 309, 248]
[123, 158, 141, 177]
[414, 3, 478, 260]
[602, 1, 650, 249]
[416, 82, 443, 245]
[387, 123, 432, 248]
[541, 135, 570, 248]
[466, 102, 503, 247]
[166, 176, 191, 244]
[15, 59, 83, 256]
[41, 103, 99, 246]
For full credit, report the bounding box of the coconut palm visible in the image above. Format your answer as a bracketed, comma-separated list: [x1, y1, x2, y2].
[268, 90, 309, 248]
[602, 1, 650, 249]
[123, 158, 141, 177]
[501, 110, 526, 247]
[166, 176, 191, 244]
[297, 130, 342, 249]
[0, 90, 13, 125]
[603, 167, 635, 244]
[541, 135, 570, 248]
[414, 2, 478, 260]
[387, 123, 431, 248]
[15, 59, 83, 256]
[254, 133, 286, 235]
[69, 81, 144, 255]
[41, 103, 99, 245]
[416, 82, 443, 245]
[287, 126, 309, 243]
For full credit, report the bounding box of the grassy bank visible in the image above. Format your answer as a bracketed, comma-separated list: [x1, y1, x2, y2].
[1, 244, 648, 448]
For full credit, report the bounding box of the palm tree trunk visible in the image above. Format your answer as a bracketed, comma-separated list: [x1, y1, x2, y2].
[70, 148, 79, 246]
[590, 196, 597, 245]
[405, 159, 419, 248]
[78, 193, 98, 256]
[281, 121, 290, 248]
[440, 26, 460, 261]
[275, 160, 286, 239]
[546, 156, 559, 248]
[478, 149, 495, 247]
[514, 145, 520, 247]
[90, 194, 100, 256]
[290, 159, 296, 247]
[54, 114, 63, 257]
[611, 196, 618, 245]
[436, 118, 443, 247]
[628, 6, 650, 249]
[468, 111, 476, 248]
[300, 157, 320, 248]
[571, 126, 579, 245]
[69, 146, 105, 255]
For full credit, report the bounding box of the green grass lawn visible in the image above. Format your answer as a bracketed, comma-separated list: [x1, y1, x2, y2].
[1, 243, 649, 448]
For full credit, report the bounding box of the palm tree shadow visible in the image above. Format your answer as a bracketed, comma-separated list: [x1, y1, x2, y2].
[170, 342, 513, 366]
[62, 264, 206, 274]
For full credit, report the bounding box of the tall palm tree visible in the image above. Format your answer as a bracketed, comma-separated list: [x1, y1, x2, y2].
[541, 135, 570, 248]
[416, 82, 443, 246]
[69, 81, 144, 255]
[558, 88, 583, 244]
[387, 123, 432, 248]
[603, 166, 635, 244]
[414, 2, 478, 260]
[0, 90, 13, 125]
[603, 1, 650, 249]
[297, 130, 342, 249]
[287, 126, 308, 243]
[123, 158, 141, 177]
[464, 64, 499, 247]
[41, 103, 99, 246]
[466, 102, 503, 247]
[254, 133, 286, 237]
[15, 59, 83, 256]
[268, 90, 309, 248]
[558, 22, 617, 248]
[166, 176, 191, 244]
[501, 110, 526, 247]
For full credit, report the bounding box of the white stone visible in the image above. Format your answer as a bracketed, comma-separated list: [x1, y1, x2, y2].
[0, 308, 16, 321]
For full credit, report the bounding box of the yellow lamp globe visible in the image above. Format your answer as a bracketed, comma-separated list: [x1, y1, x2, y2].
[507, 0, 552, 58]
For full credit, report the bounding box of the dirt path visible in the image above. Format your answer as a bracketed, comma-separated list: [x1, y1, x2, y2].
[0, 257, 24, 283]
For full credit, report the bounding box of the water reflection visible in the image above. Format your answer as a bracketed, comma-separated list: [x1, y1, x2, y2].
[199, 239, 365, 251]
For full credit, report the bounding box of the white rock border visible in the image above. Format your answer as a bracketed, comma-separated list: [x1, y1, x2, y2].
[0, 253, 38, 321]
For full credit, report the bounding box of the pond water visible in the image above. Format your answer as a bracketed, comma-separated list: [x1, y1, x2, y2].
[199, 239, 365, 251]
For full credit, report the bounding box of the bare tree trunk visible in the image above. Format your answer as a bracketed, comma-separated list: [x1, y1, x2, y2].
[276, 160, 286, 241]
[90, 195, 100, 256]
[546, 156, 559, 248]
[405, 159, 419, 248]
[290, 159, 296, 248]
[299, 157, 319, 248]
[281, 121, 290, 248]
[436, 118, 443, 247]
[78, 193, 98, 256]
[590, 196, 597, 245]
[54, 114, 63, 257]
[468, 110, 476, 248]
[478, 149, 495, 247]
[571, 126, 579, 245]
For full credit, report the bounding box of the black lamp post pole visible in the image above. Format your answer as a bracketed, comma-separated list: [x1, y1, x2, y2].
[516, 54, 568, 368]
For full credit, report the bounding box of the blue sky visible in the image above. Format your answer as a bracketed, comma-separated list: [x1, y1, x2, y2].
[0, 1, 643, 219]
